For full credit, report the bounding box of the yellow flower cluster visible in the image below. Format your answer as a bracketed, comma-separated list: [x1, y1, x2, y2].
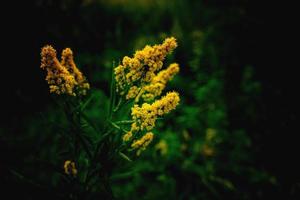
[61, 48, 90, 95]
[63, 160, 77, 176]
[141, 63, 180, 101]
[116, 37, 180, 155]
[126, 86, 140, 99]
[131, 132, 154, 155]
[155, 139, 168, 155]
[131, 92, 180, 132]
[40, 45, 90, 96]
[123, 92, 180, 144]
[114, 37, 178, 97]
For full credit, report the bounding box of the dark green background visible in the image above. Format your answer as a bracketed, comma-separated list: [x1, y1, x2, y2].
[0, 0, 297, 199]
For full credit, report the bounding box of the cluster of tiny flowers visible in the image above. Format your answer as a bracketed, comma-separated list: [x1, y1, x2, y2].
[41, 45, 90, 96]
[61, 48, 90, 95]
[114, 37, 178, 98]
[116, 37, 180, 155]
[141, 63, 179, 101]
[64, 160, 77, 176]
[132, 92, 180, 131]
[122, 92, 180, 142]
[131, 132, 154, 155]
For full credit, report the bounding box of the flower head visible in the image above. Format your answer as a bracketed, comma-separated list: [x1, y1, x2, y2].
[141, 63, 180, 101]
[61, 48, 90, 95]
[41, 45, 77, 96]
[117, 37, 181, 155]
[122, 131, 133, 142]
[131, 132, 154, 155]
[115, 37, 178, 98]
[40, 45, 90, 96]
[64, 160, 77, 176]
[130, 91, 180, 132]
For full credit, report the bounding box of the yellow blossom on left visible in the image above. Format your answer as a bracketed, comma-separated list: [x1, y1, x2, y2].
[40, 45, 90, 96]
[61, 48, 90, 95]
[41, 45, 77, 96]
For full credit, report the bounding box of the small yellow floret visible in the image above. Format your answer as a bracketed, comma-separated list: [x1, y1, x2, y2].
[64, 160, 77, 176]
[131, 132, 154, 155]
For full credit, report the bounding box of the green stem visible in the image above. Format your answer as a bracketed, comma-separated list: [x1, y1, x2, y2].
[108, 61, 116, 120]
[113, 98, 122, 112]
[109, 121, 128, 133]
[114, 120, 134, 125]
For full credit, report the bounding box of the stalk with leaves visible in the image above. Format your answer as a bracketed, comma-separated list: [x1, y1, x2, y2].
[39, 37, 181, 199]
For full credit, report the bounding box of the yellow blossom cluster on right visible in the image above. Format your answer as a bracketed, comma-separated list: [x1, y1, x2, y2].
[116, 37, 181, 155]
[131, 92, 180, 132]
[123, 91, 180, 155]
[114, 37, 179, 102]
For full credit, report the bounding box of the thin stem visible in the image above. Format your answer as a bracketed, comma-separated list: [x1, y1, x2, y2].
[113, 98, 122, 112]
[108, 61, 116, 120]
[114, 120, 134, 125]
[109, 121, 128, 133]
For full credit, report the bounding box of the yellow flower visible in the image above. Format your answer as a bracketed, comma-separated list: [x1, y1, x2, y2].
[115, 38, 180, 154]
[134, 37, 177, 74]
[130, 91, 180, 132]
[122, 131, 133, 142]
[152, 63, 180, 85]
[40, 45, 90, 96]
[41, 45, 76, 96]
[126, 86, 141, 100]
[61, 48, 90, 95]
[153, 91, 180, 116]
[131, 103, 157, 131]
[63, 160, 77, 176]
[141, 63, 180, 101]
[131, 132, 154, 155]
[114, 37, 178, 97]
[155, 139, 168, 155]
[114, 64, 127, 94]
[141, 83, 165, 102]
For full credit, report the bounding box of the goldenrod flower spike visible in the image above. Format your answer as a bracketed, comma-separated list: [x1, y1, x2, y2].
[126, 86, 141, 100]
[142, 63, 180, 101]
[122, 131, 133, 142]
[61, 48, 90, 95]
[130, 91, 180, 132]
[40, 45, 90, 96]
[114, 65, 127, 94]
[131, 132, 154, 155]
[153, 91, 180, 115]
[41, 45, 77, 96]
[64, 160, 77, 176]
[152, 63, 180, 85]
[114, 37, 178, 97]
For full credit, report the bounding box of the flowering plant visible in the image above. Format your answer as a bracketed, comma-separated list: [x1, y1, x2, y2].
[39, 37, 180, 199]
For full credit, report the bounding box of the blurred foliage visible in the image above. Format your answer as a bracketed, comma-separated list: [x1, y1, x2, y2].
[0, 0, 286, 199]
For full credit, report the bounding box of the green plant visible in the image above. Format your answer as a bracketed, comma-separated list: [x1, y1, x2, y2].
[37, 37, 181, 199]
